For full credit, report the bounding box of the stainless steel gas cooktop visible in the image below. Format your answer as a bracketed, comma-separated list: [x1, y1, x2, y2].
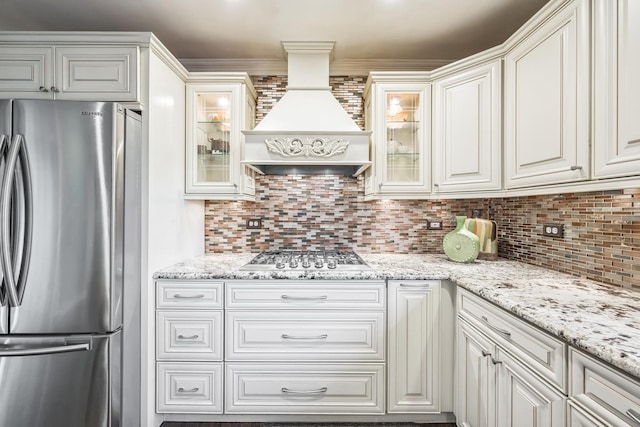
[240, 250, 371, 271]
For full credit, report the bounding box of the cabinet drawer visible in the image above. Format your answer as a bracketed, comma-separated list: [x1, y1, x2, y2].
[157, 362, 223, 414]
[225, 363, 385, 414]
[225, 280, 386, 309]
[226, 310, 385, 361]
[570, 348, 640, 426]
[458, 288, 566, 391]
[156, 281, 223, 309]
[157, 311, 223, 361]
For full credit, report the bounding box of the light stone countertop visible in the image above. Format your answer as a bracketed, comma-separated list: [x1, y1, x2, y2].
[154, 253, 640, 380]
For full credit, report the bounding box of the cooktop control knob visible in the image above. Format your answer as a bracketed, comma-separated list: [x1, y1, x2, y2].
[315, 259, 324, 269]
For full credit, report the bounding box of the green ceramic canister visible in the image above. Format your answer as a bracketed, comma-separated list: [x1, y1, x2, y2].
[464, 209, 498, 261]
[443, 216, 480, 263]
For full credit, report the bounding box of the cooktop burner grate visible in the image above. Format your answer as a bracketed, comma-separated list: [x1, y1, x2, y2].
[240, 250, 371, 271]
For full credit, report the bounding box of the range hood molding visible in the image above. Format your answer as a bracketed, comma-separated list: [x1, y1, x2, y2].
[243, 41, 371, 176]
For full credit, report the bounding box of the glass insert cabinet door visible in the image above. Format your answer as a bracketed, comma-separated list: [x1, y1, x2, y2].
[367, 81, 431, 196]
[195, 91, 232, 184]
[386, 92, 421, 183]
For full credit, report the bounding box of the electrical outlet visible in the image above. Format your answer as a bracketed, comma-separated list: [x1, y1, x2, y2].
[427, 219, 443, 230]
[543, 223, 564, 238]
[246, 218, 262, 229]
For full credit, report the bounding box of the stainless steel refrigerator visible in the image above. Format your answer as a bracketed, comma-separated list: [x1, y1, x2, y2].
[0, 99, 142, 427]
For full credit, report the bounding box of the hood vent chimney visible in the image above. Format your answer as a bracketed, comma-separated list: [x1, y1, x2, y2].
[242, 41, 371, 176]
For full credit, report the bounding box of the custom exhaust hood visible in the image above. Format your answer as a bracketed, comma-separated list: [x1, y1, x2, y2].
[242, 42, 371, 176]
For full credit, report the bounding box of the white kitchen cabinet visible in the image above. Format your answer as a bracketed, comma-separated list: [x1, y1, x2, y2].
[185, 77, 257, 200]
[363, 73, 431, 198]
[456, 288, 567, 427]
[593, 0, 640, 179]
[432, 58, 502, 193]
[157, 362, 223, 414]
[0, 45, 139, 101]
[387, 280, 441, 413]
[224, 280, 387, 415]
[225, 310, 385, 361]
[569, 348, 640, 426]
[496, 348, 566, 427]
[155, 280, 224, 415]
[456, 319, 496, 427]
[225, 363, 385, 414]
[504, 0, 590, 188]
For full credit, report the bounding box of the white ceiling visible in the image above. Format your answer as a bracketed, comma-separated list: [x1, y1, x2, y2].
[1, 0, 550, 71]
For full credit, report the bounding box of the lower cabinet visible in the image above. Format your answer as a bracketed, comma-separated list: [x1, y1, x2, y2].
[387, 280, 443, 413]
[155, 280, 225, 415]
[569, 348, 640, 426]
[456, 288, 567, 427]
[225, 363, 385, 414]
[224, 280, 387, 415]
[157, 362, 223, 414]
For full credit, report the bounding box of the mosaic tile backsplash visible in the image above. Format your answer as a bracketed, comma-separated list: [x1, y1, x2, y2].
[204, 76, 639, 290]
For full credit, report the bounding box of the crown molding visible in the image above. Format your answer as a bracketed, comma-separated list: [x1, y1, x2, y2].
[179, 58, 454, 76]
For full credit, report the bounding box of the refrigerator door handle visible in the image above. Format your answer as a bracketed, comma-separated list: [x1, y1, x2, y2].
[0, 341, 91, 357]
[0, 134, 6, 307]
[0, 135, 32, 307]
[15, 135, 33, 304]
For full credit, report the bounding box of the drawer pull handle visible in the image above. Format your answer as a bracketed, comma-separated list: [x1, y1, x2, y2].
[173, 293, 205, 299]
[282, 386, 327, 395]
[282, 333, 328, 340]
[177, 334, 199, 340]
[399, 283, 432, 288]
[177, 387, 199, 393]
[627, 409, 640, 424]
[281, 295, 328, 301]
[481, 315, 512, 337]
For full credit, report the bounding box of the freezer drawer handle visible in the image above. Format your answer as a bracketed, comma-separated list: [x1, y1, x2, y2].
[480, 315, 512, 337]
[177, 334, 199, 340]
[0, 342, 90, 357]
[282, 387, 328, 395]
[172, 293, 205, 299]
[177, 387, 199, 393]
[282, 333, 328, 340]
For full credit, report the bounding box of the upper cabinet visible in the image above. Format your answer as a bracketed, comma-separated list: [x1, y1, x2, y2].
[0, 45, 139, 101]
[504, 0, 590, 189]
[364, 73, 431, 199]
[185, 75, 257, 200]
[593, 0, 640, 179]
[432, 57, 502, 194]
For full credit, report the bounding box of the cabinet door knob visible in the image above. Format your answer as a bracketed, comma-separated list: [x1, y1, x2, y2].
[481, 350, 491, 357]
[50, 86, 59, 93]
[570, 165, 583, 171]
[39, 86, 49, 92]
